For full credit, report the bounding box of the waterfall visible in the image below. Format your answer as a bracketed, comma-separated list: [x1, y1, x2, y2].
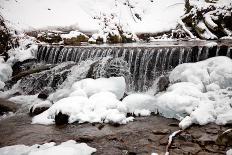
[36, 45, 232, 92]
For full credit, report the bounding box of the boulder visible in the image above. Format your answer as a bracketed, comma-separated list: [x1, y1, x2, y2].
[216, 129, 232, 146]
[0, 98, 18, 115]
[38, 88, 54, 100]
[55, 112, 69, 125]
[29, 100, 52, 116]
[37, 32, 62, 44]
[156, 75, 170, 93]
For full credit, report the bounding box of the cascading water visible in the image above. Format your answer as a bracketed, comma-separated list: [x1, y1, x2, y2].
[36, 44, 232, 92]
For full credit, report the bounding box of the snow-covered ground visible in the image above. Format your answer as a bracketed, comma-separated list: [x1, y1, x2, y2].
[0, 0, 185, 34]
[0, 140, 96, 155]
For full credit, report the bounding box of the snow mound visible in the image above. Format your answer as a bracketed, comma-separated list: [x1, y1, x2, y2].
[71, 77, 126, 100]
[156, 56, 232, 129]
[0, 140, 96, 155]
[32, 92, 132, 125]
[123, 94, 156, 116]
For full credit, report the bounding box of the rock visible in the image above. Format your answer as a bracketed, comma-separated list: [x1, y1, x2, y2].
[76, 136, 94, 143]
[29, 100, 52, 116]
[152, 129, 170, 135]
[216, 129, 232, 146]
[38, 88, 53, 100]
[12, 59, 37, 76]
[87, 57, 131, 81]
[0, 16, 12, 55]
[63, 35, 89, 45]
[55, 112, 69, 125]
[0, 98, 18, 115]
[198, 134, 217, 146]
[37, 32, 62, 44]
[18, 62, 75, 95]
[156, 75, 169, 93]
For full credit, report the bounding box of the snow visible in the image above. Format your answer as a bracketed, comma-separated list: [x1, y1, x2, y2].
[32, 92, 133, 125]
[71, 77, 126, 100]
[0, 58, 12, 89]
[7, 36, 38, 63]
[0, 140, 96, 155]
[156, 56, 232, 129]
[123, 94, 157, 115]
[227, 149, 232, 155]
[61, 31, 88, 39]
[0, 0, 99, 33]
[32, 77, 131, 125]
[1, 0, 185, 35]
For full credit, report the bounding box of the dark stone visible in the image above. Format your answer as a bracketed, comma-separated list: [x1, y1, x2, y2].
[0, 16, 12, 55]
[38, 93, 48, 100]
[0, 98, 18, 115]
[218, 45, 228, 56]
[12, 59, 37, 76]
[216, 129, 232, 146]
[29, 106, 49, 116]
[152, 129, 170, 135]
[38, 88, 53, 100]
[156, 75, 170, 93]
[120, 93, 128, 101]
[18, 62, 75, 95]
[37, 32, 62, 44]
[55, 112, 69, 125]
[76, 136, 94, 143]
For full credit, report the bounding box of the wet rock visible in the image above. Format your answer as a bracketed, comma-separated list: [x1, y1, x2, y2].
[197, 134, 217, 145]
[55, 112, 69, 125]
[156, 75, 169, 93]
[159, 135, 169, 145]
[216, 129, 232, 146]
[175, 132, 193, 142]
[12, 59, 37, 76]
[38, 88, 54, 100]
[19, 62, 75, 95]
[0, 16, 12, 55]
[37, 32, 62, 44]
[152, 129, 170, 135]
[29, 100, 52, 116]
[0, 98, 18, 115]
[76, 136, 94, 143]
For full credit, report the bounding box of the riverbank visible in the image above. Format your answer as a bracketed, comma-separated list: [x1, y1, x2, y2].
[0, 114, 231, 155]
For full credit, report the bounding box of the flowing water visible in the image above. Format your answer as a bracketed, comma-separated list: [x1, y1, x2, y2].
[36, 41, 232, 92]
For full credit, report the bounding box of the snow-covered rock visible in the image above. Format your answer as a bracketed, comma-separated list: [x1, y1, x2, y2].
[0, 140, 96, 155]
[157, 56, 232, 129]
[32, 92, 132, 125]
[123, 94, 156, 116]
[71, 77, 126, 100]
